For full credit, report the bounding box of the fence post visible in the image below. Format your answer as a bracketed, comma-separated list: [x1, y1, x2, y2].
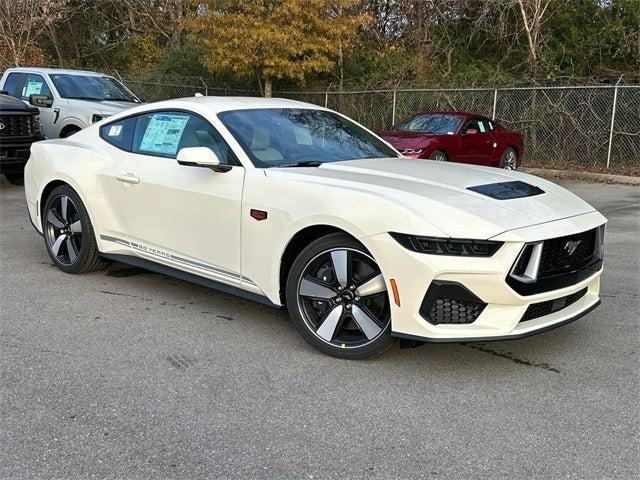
[324, 89, 329, 108]
[492, 89, 498, 120]
[199, 77, 208, 96]
[392, 89, 397, 125]
[606, 77, 623, 169]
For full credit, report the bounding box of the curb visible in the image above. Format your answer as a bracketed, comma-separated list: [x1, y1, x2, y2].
[520, 167, 640, 186]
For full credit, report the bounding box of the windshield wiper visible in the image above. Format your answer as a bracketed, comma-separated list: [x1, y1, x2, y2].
[275, 161, 323, 168]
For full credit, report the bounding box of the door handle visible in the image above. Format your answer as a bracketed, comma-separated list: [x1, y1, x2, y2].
[115, 173, 140, 184]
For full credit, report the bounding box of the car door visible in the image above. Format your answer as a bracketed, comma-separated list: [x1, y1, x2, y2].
[104, 110, 245, 283]
[458, 118, 494, 164]
[19, 73, 58, 139]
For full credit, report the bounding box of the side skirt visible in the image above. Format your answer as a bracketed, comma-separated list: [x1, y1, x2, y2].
[101, 253, 281, 309]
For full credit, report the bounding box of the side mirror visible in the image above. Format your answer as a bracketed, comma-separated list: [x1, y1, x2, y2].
[29, 94, 53, 108]
[177, 147, 231, 173]
[464, 128, 479, 135]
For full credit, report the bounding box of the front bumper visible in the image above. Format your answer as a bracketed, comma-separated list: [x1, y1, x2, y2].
[0, 139, 41, 174]
[364, 210, 605, 342]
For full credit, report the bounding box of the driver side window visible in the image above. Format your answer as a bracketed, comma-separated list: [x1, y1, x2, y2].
[131, 111, 238, 165]
[21, 74, 52, 101]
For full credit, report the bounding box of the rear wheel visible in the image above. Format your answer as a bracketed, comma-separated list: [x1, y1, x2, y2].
[500, 147, 518, 170]
[43, 185, 105, 273]
[286, 233, 394, 359]
[429, 150, 448, 162]
[4, 173, 24, 185]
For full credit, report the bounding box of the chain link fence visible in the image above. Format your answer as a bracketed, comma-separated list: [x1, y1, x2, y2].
[279, 85, 640, 175]
[33, 70, 637, 175]
[115, 73, 261, 101]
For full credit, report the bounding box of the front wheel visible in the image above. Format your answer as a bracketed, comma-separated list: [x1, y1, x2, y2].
[500, 147, 518, 170]
[4, 173, 24, 185]
[286, 233, 395, 359]
[43, 185, 105, 273]
[429, 150, 448, 162]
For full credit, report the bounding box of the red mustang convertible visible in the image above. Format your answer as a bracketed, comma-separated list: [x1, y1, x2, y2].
[379, 112, 524, 169]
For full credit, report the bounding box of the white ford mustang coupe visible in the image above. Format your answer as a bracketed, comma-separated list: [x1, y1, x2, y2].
[24, 97, 606, 358]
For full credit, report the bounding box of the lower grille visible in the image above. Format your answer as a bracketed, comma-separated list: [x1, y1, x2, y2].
[427, 297, 486, 325]
[521, 287, 588, 322]
[420, 281, 487, 325]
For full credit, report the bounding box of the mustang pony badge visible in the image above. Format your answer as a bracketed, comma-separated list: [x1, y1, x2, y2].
[564, 240, 582, 256]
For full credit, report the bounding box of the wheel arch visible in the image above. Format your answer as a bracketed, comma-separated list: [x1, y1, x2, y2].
[39, 179, 96, 235]
[279, 224, 359, 305]
[59, 124, 82, 138]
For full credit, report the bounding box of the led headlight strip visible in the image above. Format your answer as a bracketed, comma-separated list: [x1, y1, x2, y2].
[390, 232, 503, 257]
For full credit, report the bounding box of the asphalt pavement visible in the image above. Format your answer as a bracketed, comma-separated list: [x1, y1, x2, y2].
[0, 178, 638, 479]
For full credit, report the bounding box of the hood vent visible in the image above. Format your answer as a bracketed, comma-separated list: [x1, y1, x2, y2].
[467, 181, 544, 200]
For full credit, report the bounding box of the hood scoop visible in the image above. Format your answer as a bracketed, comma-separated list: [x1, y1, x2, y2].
[467, 181, 545, 200]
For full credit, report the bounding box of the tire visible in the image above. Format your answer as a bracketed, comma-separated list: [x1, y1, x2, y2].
[285, 233, 395, 359]
[499, 147, 518, 170]
[42, 185, 105, 274]
[60, 127, 80, 138]
[4, 173, 24, 185]
[429, 150, 448, 162]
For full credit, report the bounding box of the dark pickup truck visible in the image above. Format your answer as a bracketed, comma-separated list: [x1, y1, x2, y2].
[0, 93, 44, 185]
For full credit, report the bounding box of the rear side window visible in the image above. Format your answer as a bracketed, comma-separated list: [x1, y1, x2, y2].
[100, 117, 136, 151]
[3, 73, 26, 98]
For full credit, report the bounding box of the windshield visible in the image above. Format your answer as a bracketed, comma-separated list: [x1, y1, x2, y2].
[49, 74, 140, 102]
[395, 114, 463, 134]
[218, 108, 399, 167]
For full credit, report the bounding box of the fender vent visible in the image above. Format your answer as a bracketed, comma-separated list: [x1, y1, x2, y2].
[468, 181, 544, 200]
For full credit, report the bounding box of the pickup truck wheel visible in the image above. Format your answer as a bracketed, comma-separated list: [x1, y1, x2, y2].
[43, 185, 105, 273]
[60, 126, 81, 138]
[4, 173, 24, 185]
[286, 233, 395, 359]
[500, 147, 518, 170]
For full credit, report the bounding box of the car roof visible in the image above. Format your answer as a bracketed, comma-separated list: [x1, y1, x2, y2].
[5, 67, 109, 77]
[410, 111, 490, 119]
[112, 96, 322, 117]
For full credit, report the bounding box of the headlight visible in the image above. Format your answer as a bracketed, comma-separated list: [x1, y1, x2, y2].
[33, 116, 43, 136]
[390, 232, 503, 257]
[92, 114, 110, 123]
[399, 148, 424, 155]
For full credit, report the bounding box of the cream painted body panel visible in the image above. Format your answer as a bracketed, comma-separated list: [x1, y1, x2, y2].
[24, 96, 606, 342]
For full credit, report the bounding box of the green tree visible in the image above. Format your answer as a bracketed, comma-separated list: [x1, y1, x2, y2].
[186, 0, 368, 96]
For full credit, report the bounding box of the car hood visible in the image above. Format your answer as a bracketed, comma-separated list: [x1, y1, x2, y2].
[379, 130, 441, 149]
[0, 94, 38, 113]
[265, 158, 596, 239]
[68, 99, 140, 115]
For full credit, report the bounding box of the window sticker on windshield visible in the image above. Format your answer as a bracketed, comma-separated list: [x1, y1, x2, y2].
[108, 125, 123, 137]
[23, 81, 44, 97]
[478, 122, 486, 133]
[139, 114, 189, 155]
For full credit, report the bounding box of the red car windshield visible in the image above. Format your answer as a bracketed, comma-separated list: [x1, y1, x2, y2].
[395, 114, 463, 134]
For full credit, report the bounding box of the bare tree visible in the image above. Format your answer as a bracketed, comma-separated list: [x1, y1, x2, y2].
[0, 0, 70, 67]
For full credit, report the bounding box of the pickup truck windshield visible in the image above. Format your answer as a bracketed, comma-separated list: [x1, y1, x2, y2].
[218, 108, 399, 168]
[50, 74, 140, 103]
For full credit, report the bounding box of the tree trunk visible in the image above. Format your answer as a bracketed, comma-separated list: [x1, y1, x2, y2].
[263, 77, 272, 97]
[47, 23, 64, 67]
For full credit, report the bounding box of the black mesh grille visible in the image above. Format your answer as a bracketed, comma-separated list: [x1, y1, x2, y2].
[521, 287, 588, 322]
[0, 115, 34, 138]
[427, 297, 486, 325]
[538, 229, 596, 277]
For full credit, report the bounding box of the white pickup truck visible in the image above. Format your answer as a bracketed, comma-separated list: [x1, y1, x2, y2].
[0, 67, 142, 139]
